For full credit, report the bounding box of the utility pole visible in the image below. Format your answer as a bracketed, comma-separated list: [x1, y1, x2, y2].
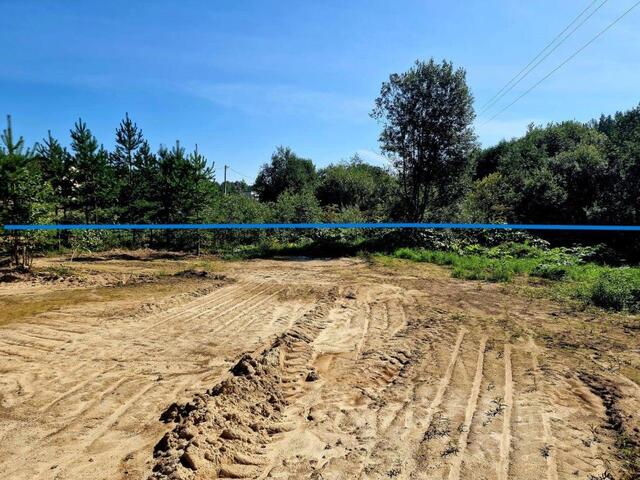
[223, 164, 228, 195]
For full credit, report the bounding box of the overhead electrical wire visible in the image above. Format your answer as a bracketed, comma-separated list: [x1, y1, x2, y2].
[227, 166, 252, 181]
[483, 0, 640, 125]
[479, 0, 607, 116]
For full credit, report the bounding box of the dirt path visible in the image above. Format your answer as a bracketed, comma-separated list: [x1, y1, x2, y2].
[0, 257, 638, 479]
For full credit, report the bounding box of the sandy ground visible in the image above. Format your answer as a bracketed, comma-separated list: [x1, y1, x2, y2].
[0, 254, 638, 479]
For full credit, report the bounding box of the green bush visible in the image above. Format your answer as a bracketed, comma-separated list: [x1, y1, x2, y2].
[531, 263, 568, 280]
[589, 269, 640, 312]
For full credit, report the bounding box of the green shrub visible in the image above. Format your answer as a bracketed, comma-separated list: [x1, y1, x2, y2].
[531, 263, 568, 280]
[452, 258, 514, 282]
[393, 247, 422, 261]
[589, 269, 640, 312]
[394, 248, 524, 282]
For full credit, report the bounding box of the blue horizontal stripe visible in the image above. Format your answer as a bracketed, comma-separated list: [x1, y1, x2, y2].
[3, 223, 640, 231]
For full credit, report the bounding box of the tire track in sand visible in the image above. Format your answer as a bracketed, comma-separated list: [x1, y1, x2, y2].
[207, 287, 285, 336]
[39, 365, 119, 413]
[153, 284, 276, 355]
[170, 282, 271, 334]
[49, 381, 157, 479]
[140, 281, 250, 333]
[417, 328, 467, 439]
[447, 336, 487, 480]
[360, 328, 466, 479]
[498, 344, 513, 480]
[529, 339, 559, 480]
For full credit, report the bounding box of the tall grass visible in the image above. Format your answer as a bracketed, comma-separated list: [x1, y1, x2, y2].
[393, 247, 537, 282]
[391, 246, 640, 313]
[589, 269, 640, 311]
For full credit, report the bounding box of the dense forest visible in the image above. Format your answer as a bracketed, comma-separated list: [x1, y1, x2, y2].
[1, 58, 640, 266]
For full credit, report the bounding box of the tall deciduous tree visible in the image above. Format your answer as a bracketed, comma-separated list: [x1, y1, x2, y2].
[253, 146, 317, 202]
[316, 154, 396, 217]
[372, 59, 477, 221]
[597, 105, 640, 224]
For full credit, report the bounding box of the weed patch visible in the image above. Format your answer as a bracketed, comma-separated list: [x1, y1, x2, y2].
[387, 244, 640, 312]
[589, 269, 640, 312]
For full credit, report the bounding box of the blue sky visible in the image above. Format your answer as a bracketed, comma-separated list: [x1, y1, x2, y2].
[1, 0, 639, 182]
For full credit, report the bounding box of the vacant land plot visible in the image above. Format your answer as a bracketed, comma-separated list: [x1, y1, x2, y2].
[0, 253, 638, 479]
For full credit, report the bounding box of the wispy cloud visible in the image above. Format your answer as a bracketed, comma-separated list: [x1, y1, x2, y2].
[355, 149, 390, 167]
[475, 118, 543, 146]
[184, 82, 371, 122]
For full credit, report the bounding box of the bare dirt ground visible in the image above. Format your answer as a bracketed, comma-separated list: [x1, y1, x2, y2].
[0, 253, 638, 480]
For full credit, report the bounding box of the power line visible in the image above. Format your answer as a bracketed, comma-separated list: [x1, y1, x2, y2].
[479, 0, 601, 113]
[479, 0, 607, 116]
[227, 166, 252, 181]
[483, 0, 640, 125]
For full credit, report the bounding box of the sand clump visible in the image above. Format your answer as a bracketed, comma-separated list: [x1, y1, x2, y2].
[150, 334, 307, 479]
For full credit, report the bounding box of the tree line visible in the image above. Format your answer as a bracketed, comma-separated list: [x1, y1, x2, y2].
[1, 58, 640, 266]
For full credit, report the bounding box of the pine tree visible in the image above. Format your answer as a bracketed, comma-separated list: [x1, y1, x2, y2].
[35, 131, 74, 223]
[131, 140, 160, 224]
[0, 115, 42, 224]
[0, 115, 52, 268]
[70, 119, 115, 223]
[186, 145, 215, 254]
[110, 113, 144, 222]
[156, 141, 215, 249]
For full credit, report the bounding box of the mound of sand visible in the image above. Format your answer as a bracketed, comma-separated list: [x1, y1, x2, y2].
[151, 335, 304, 480]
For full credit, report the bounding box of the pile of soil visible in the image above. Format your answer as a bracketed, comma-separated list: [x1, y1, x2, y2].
[148, 286, 336, 480]
[0, 272, 21, 283]
[173, 269, 227, 281]
[150, 338, 293, 479]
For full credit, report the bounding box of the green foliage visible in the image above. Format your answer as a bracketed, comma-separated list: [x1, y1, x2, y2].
[589, 269, 640, 312]
[254, 146, 317, 202]
[467, 121, 608, 224]
[0, 116, 55, 268]
[35, 131, 74, 221]
[224, 180, 251, 196]
[596, 105, 640, 225]
[129, 141, 160, 225]
[0, 116, 51, 226]
[316, 155, 396, 218]
[156, 142, 215, 223]
[212, 193, 271, 224]
[4, 87, 640, 265]
[392, 247, 534, 282]
[68, 230, 112, 258]
[461, 173, 513, 223]
[70, 119, 115, 223]
[390, 243, 640, 312]
[207, 193, 273, 249]
[313, 205, 369, 244]
[110, 113, 146, 223]
[273, 189, 322, 223]
[531, 263, 569, 280]
[372, 58, 477, 221]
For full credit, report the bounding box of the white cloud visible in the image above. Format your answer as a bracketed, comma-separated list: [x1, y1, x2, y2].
[355, 149, 390, 167]
[475, 118, 543, 146]
[185, 82, 370, 122]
